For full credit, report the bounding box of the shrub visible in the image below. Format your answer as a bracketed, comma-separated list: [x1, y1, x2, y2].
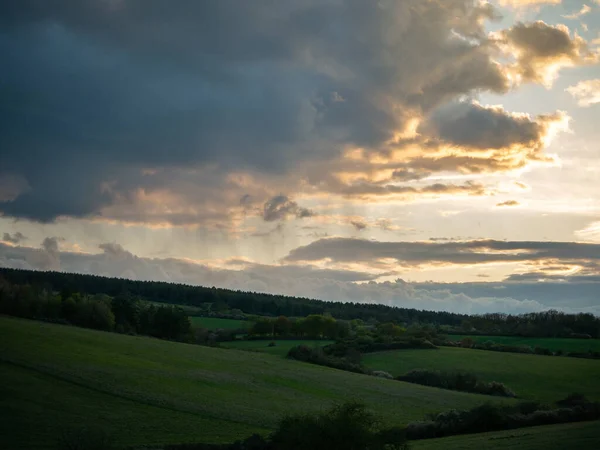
[556, 393, 590, 408]
[270, 402, 409, 450]
[372, 370, 394, 379]
[287, 345, 368, 374]
[396, 369, 515, 397]
[405, 399, 600, 441]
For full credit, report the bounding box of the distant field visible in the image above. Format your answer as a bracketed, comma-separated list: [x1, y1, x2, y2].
[0, 317, 503, 449]
[414, 420, 600, 450]
[223, 340, 333, 357]
[190, 316, 250, 330]
[363, 347, 600, 403]
[446, 335, 600, 353]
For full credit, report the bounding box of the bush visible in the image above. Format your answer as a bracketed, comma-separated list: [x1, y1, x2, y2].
[372, 370, 394, 379]
[405, 399, 600, 441]
[396, 369, 515, 397]
[270, 402, 409, 450]
[287, 345, 368, 374]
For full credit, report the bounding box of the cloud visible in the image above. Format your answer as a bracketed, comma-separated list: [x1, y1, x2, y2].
[0, 2, 590, 227]
[493, 21, 598, 86]
[2, 232, 27, 244]
[562, 4, 591, 20]
[566, 79, 600, 107]
[496, 200, 520, 207]
[2, 240, 597, 315]
[284, 238, 600, 269]
[350, 220, 367, 231]
[576, 221, 600, 242]
[420, 101, 565, 151]
[497, 0, 562, 8]
[0, 174, 30, 202]
[262, 195, 313, 222]
[0, 1, 515, 224]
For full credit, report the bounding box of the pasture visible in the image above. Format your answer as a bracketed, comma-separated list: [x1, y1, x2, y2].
[446, 334, 600, 353]
[414, 420, 600, 450]
[0, 317, 505, 449]
[363, 347, 600, 403]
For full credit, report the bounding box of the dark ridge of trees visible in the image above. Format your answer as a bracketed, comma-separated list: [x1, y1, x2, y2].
[0, 278, 193, 343]
[1, 268, 599, 338]
[0, 268, 466, 325]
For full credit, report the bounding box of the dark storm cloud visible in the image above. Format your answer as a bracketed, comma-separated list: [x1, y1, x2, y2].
[262, 195, 313, 222]
[0, 0, 516, 223]
[497, 200, 520, 207]
[420, 102, 543, 150]
[284, 238, 600, 265]
[2, 232, 26, 244]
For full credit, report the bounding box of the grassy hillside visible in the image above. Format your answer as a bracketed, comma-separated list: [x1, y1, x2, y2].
[413, 420, 600, 450]
[0, 317, 506, 449]
[363, 347, 600, 402]
[190, 316, 250, 330]
[223, 339, 334, 357]
[447, 335, 600, 353]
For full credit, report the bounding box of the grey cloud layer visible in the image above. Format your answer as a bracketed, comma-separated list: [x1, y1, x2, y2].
[1, 0, 565, 225]
[285, 237, 600, 267]
[2, 240, 596, 315]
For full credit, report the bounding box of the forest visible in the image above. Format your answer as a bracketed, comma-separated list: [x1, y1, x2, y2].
[1, 268, 598, 338]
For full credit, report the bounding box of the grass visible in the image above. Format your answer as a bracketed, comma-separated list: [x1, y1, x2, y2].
[0, 317, 508, 449]
[222, 339, 334, 357]
[363, 347, 600, 403]
[447, 335, 600, 353]
[190, 316, 250, 330]
[413, 420, 600, 450]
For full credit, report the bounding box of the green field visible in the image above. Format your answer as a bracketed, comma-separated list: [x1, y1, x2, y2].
[447, 335, 600, 353]
[190, 316, 250, 330]
[0, 317, 506, 449]
[222, 340, 334, 357]
[414, 420, 600, 450]
[363, 347, 600, 403]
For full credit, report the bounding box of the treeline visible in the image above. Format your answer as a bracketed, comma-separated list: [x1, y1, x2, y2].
[396, 370, 515, 397]
[0, 268, 466, 324]
[1, 268, 599, 338]
[405, 395, 600, 440]
[448, 310, 600, 338]
[439, 337, 600, 360]
[248, 315, 351, 340]
[0, 279, 193, 342]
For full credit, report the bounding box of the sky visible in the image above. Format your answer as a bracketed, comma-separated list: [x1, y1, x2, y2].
[1, 0, 600, 315]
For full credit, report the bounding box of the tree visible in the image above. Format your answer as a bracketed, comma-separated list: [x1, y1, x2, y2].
[270, 401, 408, 450]
[274, 315, 292, 336]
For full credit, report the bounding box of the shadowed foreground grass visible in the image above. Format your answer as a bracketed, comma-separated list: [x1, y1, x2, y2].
[0, 316, 505, 449]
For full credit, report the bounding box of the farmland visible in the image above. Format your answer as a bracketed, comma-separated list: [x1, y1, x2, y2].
[413, 420, 600, 450]
[0, 316, 504, 449]
[446, 334, 600, 353]
[363, 347, 600, 402]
